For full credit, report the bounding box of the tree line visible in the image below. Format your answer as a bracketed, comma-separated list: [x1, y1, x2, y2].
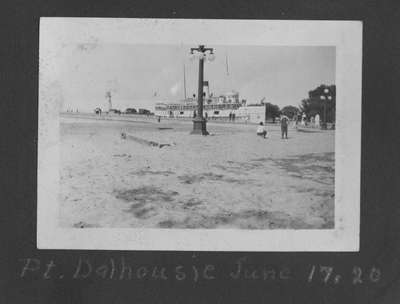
[263, 84, 336, 122]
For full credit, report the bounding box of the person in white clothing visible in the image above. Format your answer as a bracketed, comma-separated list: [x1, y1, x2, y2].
[256, 122, 267, 138]
[301, 113, 306, 126]
[315, 114, 320, 128]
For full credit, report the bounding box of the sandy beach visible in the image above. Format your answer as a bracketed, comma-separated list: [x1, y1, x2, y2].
[59, 114, 335, 229]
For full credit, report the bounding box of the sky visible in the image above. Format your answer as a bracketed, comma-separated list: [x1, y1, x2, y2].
[44, 44, 335, 112]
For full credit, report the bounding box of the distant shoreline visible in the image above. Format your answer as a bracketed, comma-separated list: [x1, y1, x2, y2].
[59, 112, 294, 127]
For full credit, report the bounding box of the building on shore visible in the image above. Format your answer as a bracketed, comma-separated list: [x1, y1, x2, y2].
[154, 82, 266, 123]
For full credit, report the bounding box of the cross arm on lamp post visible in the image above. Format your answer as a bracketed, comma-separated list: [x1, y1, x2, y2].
[190, 45, 214, 53]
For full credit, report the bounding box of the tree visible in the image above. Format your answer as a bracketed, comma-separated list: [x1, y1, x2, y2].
[281, 105, 299, 119]
[300, 84, 336, 122]
[300, 98, 322, 118]
[264, 102, 280, 123]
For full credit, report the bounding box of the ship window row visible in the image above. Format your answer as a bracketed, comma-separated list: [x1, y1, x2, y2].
[156, 104, 241, 111]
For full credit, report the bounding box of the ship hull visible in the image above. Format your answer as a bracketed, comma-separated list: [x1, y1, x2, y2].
[155, 103, 266, 124]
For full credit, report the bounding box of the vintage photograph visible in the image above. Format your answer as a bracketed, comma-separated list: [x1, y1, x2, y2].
[58, 44, 335, 230]
[38, 19, 361, 251]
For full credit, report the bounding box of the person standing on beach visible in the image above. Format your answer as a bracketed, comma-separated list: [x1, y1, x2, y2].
[280, 114, 289, 139]
[315, 114, 320, 128]
[301, 113, 306, 126]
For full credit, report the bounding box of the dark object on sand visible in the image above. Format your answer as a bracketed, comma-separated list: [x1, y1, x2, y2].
[296, 126, 323, 133]
[121, 132, 173, 148]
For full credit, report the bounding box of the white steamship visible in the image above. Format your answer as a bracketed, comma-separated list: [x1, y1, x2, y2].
[154, 81, 266, 123]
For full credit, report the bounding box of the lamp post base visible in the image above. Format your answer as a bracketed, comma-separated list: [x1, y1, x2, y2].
[191, 118, 209, 135]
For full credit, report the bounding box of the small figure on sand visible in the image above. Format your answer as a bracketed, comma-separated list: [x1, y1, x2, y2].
[301, 113, 306, 126]
[94, 107, 102, 116]
[256, 122, 267, 138]
[157, 116, 161, 123]
[315, 114, 320, 128]
[280, 114, 289, 139]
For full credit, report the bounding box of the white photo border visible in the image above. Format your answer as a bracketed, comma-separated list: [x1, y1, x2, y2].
[37, 18, 362, 251]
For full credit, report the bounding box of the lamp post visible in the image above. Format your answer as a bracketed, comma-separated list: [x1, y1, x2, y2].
[189, 45, 215, 135]
[320, 87, 332, 129]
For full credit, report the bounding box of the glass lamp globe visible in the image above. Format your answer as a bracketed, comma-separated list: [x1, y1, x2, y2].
[189, 52, 196, 61]
[197, 52, 205, 60]
[207, 53, 215, 61]
[320, 95, 326, 100]
[328, 96, 332, 100]
[324, 88, 329, 94]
